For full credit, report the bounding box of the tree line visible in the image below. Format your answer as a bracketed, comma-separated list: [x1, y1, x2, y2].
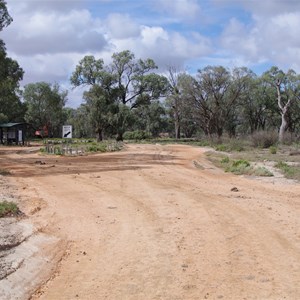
[1, 0, 300, 143]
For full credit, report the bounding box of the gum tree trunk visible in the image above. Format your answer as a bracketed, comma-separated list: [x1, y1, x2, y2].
[276, 80, 292, 143]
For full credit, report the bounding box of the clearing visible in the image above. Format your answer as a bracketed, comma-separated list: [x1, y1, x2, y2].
[0, 143, 299, 300]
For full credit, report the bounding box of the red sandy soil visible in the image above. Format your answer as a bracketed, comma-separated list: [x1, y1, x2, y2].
[0, 143, 299, 300]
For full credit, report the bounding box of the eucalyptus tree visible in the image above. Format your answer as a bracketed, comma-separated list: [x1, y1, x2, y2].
[23, 82, 68, 137]
[165, 66, 184, 139]
[71, 55, 119, 140]
[64, 105, 94, 138]
[132, 101, 167, 137]
[0, 0, 12, 30]
[109, 51, 169, 140]
[71, 51, 169, 141]
[238, 72, 273, 134]
[178, 66, 252, 138]
[83, 85, 118, 141]
[262, 66, 300, 142]
[0, 0, 25, 123]
[110, 50, 168, 107]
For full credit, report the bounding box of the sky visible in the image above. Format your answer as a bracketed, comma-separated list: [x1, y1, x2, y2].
[3, 0, 300, 108]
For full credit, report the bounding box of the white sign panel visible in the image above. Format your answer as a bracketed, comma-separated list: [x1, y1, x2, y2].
[18, 130, 23, 142]
[62, 125, 72, 138]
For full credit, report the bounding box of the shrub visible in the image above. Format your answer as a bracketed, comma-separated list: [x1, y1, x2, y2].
[274, 161, 300, 180]
[0, 201, 20, 217]
[215, 144, 227, 152]
[87, 143, 107, 152]
[269, 146, 277, 154]
[214, 139, 245, 152]
[253, 167, 274, 177]
[123, 130, 152, 140]
[251, 130, 278, 148]
[225, 159, 251, 175]
[221, 156, 230, 164]
[232, 159, 250, 168]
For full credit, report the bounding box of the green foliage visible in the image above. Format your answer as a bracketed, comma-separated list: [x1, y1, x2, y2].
[0, 0, 12, 31]
[87, 143, 107, 152]
[0, 49, 25, 122]
[221, 156, 230, 164]
[222, 158, 274, 176]
[0, 201, 19, 217]
[214, 140, 245, 152]
[253, 167, 274, 177]
[215, 144, 227, 152]
[23, 82, 67, 137]
[275, 161, 300, 180]
[131, 101, 167, 137]
[71, 51, 169, 141]
[123, 130, 152, 140]
[0, 2, 25, 123]
[269, 146, 277, 154]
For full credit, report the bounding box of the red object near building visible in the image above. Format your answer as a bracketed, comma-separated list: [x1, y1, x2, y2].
[35, 125, 49, 138]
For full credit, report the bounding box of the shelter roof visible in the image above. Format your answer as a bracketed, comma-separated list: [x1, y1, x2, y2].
[0, 122, 27, 128]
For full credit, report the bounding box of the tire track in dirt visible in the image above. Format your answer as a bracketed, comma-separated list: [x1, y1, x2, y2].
[1, 144, 299, 299]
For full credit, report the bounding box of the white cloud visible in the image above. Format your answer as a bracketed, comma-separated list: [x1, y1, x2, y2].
[3, 9, 107, 55]
[243, 0, 300, 17]
[220, 18, 260, 62]
[8, 0, 86, 13]
[220, 9, 300, 72]
[154, 0, 201, 21]
[140, 26, 168, 47]
[110, 25, 212, 69]
[106, 13, 140, 39]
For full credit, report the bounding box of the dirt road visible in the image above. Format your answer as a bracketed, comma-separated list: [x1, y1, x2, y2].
[1, 144, 300, 299]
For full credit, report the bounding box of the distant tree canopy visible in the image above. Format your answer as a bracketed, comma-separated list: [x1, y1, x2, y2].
[67, 50, 300, 142]
[70, 50, 169, 141]
[23, 82, 68, 137]
[0, 0, 25, 123]
[0, 0, 12, 31]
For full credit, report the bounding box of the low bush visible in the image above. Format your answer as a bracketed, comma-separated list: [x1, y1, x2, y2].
[0, 201, 20, 217]
[123, 131, 152, 140]
[253, 166, 274, 177]
[269, 145, 277, 154]
[275, 161, 300, 180]
[214, 139, 245, 152]
[251, 130, 278, 148]
[87, 143, 107, 152]
[221, 156, 230, 164]
[225, 159, 251, 175]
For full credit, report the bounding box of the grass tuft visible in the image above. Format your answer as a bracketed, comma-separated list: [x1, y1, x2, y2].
[0, 201, 20, 217]
[275, 161, 300, 180]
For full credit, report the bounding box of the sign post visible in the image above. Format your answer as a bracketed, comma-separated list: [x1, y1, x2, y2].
[62, 125, 72, 138]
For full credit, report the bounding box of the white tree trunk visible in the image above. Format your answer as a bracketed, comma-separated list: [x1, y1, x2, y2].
[276, 80, 292, 143]
[279, 111, 288, 143]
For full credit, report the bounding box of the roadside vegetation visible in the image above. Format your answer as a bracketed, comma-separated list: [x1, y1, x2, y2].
[201, 135, 300, 180]
[40, 139, 123, 155]
[275, 161, 300, 181]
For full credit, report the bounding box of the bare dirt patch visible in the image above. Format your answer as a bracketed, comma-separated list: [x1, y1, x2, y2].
[0, 144, 300, 299]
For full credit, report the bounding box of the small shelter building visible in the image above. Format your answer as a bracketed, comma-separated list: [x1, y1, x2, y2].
[0, 123, 28, 145]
